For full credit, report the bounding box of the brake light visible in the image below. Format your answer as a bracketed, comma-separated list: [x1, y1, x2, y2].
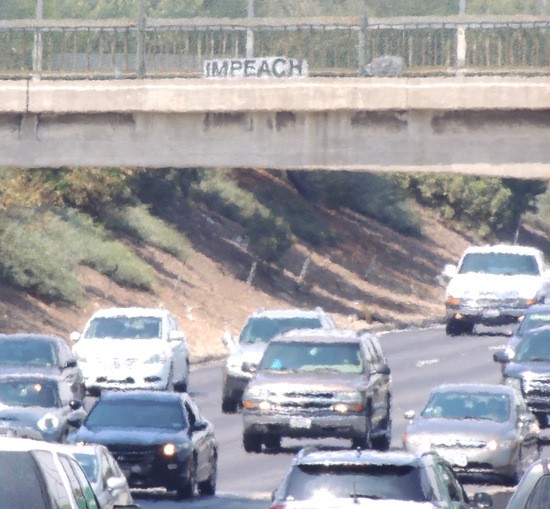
[269, 505, 286, 509]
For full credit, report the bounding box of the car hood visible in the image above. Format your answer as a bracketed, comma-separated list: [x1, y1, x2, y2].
[71, 426, 189, 446]
[407, 417, 512, 440]
[229, 342, 268, 364]
[250, 371, 365, 392]
[504, 362, 550, 377]
[74, 338, 169, 358]
[276, 499, 436, 508]
[446, 273, 542, 299]
[0, 405, 58, 427]
[0, 366, 60, 377]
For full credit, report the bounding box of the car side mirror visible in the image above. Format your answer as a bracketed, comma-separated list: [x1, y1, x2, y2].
[69, 331, 81, 343]
[69, 399, 83, 411]
[222, 331, 237, 351]
[241, 361, 257, 374]
[493, 349, 511, 364]
[63, 359, 78, 369]
[191, 420, 208, 433]
[374, 363, 391, 376]
[404, 410, 416, 421]
[472, 491, 493, 508]
[107, 476, 127, 491]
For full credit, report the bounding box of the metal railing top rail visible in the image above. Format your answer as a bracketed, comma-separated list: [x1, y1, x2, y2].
[2, 14, 550, 31]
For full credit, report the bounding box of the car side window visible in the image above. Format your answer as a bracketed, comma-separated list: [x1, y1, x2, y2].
[525, 475, 550, 508]
[33, 450, 74, 509]
[184, 400, 198, 428]
[438, 462, 466, 503]
[59, 454, 99, 509]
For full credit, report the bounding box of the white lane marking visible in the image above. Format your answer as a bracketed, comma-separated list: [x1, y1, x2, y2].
[416, 358, 439, 367]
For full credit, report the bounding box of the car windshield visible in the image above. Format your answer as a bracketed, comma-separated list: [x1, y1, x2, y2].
[516, 314, 550, 336]
[0, 380, 59, 408]
[73, 452, 98, 483]
[259, 341, 364, 374]
[239, 317, 323, 345]
[459, 252, 540, 276]
[421, 391, 511, 422]
[515, 332, 550, 362]
[85, 399, 187, 430]
[0, 339, 56, 367]
[84, 316, 162, 339]
[285, 463, 431, 502]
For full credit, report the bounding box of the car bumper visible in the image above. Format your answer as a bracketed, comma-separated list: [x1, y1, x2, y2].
[115, 453, 189, 490]
[446, 304, 526, 325]
[243, 410, 367, 440]
[407, 443, 520, 476]
[81, 364, 170, 391]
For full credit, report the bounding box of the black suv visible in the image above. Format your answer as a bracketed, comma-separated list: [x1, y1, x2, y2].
[494, 324, 550, 428]
[242, 329, 392, 453]
[269, 447, 493, 509]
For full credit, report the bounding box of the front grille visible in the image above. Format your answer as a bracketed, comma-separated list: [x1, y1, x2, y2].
[285, 392, 334, 399]
[523, 375, 550, 397]
[106, 444, 157, 466]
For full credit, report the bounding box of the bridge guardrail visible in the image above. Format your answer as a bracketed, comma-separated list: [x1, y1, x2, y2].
[0, 15, 549, 79]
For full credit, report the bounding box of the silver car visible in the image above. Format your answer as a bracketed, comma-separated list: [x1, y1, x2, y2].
[63, 443, 136, 509]
[403, 383, 540, 484]
[221, 307, 335, 413]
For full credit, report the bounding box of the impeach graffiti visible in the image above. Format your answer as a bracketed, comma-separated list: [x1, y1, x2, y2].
[204, 57, 308, 79]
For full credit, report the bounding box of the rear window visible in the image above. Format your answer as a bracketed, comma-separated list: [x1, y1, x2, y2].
[285, 463, 431, 502]
[0, 451, 49, 509]
[240, 317, 323, 344]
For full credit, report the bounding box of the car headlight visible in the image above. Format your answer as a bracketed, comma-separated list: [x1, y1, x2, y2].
[503, 377, 522, 393]
[403, 433, 433, 452]
[145, 353, 168, 364]
[486, 439, 514, 451]
[332, 392, 364, 413]
[37, 413, 61, 431]
[242, 387, 273, 411]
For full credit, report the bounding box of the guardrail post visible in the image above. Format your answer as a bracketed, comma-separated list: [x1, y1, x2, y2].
[358, 0, 368, 75]
[246, 0, 254, 58]
[32, 0, 43, 80]
[136, 0, 146, 78]
[456, 0, 467, 74]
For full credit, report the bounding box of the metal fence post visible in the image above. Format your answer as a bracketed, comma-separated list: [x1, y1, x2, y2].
[358, 0, 368, 75]
[32, 0, 43, 80]
[456, 0, 467, 73]
[246, 0, 254, 58]
[137, 0, 146, 78]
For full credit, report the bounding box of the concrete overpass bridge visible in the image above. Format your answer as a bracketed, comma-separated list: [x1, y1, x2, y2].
[1, 77, 549, 178]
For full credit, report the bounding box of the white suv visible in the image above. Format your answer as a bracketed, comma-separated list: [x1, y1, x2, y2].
[442, 244, 550, 335]
[71, 307, 190, 395]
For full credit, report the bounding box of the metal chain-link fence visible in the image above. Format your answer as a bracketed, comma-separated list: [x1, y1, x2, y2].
[0, 0, 549, 78]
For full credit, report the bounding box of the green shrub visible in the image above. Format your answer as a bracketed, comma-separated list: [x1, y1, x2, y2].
[190, 171, 294, 263]
[102, 204, 192, 263]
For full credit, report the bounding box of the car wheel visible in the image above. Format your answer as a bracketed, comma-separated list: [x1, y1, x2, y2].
[166, 365, 175, 392]
[263, 434, 281, 451]
[352, 408, 372, 450]
[243, 431, 262, 453]
[506, 448, 524, 486]
[445, 318, 468, 336]
[371, 431, 391, 451]
[221, 397, 239, 414]
[174, 360, 190, 393]
[197, 453, 217, 496]
[176, 456, 197, 499]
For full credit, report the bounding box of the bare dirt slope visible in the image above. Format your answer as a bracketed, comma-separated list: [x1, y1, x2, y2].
[0, 171, 474, 362]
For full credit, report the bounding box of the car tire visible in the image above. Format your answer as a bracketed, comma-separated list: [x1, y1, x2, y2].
[165, 365, 175, 392]
[506, 448, 524, 486]
[174, 360, 190, 393]
[243, 431, 262, 453]
[445, 319, 471, 336]
[176, 456, 197, 499]
[263, 434, 281, 451]
[352, 408, 372, 450]
[221, 397, 239, 414]
[197, 454, 217, 496]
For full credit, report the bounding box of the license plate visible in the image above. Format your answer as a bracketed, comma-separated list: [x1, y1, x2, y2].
[290, 416, 312, 429]
[438, 450, 468, 467]
[482, 309, 499, 318]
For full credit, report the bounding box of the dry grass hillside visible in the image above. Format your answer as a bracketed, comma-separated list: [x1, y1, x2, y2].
[0, 170, 481, 362]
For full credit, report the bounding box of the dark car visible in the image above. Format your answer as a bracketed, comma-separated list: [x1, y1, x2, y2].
[0, 373, 85, 442]
[494, 325, 550, 428]
[0, 333, 85, 400]
[68, 390, 218, 500]
[269, 447, 493, 509]
[504, 304, 550, 352]
[242, 329, 392, 453]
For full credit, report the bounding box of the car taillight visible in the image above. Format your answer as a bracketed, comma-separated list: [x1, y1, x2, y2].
[269, 505, 286, 509]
